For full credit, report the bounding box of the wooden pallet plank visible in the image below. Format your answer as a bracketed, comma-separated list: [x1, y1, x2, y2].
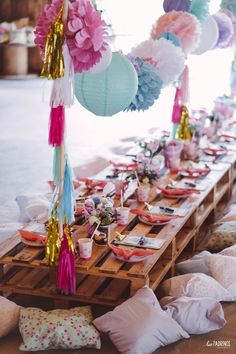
[76, 275, 106, 298]
[99, 253, 124, 274]
[12, 247, 44, 263]
[0, 233, 21, 258]
[6, 268, 30, 285]
[16, 268, 48, 290]
[98, 278, 130, 301]
[76, 245, 109, 270]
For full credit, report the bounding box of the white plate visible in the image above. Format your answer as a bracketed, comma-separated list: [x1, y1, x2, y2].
[204, 149, 226, 156]
[138, 215, 170, 226]
[161, 192, 189, 199]
[21, 238, 46, 248]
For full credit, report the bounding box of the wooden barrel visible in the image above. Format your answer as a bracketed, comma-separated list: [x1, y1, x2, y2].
[2, 44, 28, 75]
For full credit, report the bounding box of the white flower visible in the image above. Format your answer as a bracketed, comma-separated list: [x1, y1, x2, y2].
[147, 139, 159, 153]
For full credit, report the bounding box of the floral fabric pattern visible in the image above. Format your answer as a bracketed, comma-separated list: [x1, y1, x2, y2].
[19, 306, 101, 351]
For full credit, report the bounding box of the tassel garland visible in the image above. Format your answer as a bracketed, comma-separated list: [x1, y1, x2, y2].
[46, 210, 61, 266]
[58, 159, 75, 225]
[50, 43, 74, 108]
[41, 5, 64, 80]
[48, 105, 65, 146]
[177, 105, 192, 141]
[53, 147, 61, 186]
[57, 225, 76, 295]
[171, 87, 182, 124]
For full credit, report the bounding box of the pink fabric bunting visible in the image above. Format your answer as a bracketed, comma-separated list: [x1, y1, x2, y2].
[48, 105, 65, 146]
[57, 229, 76, 295]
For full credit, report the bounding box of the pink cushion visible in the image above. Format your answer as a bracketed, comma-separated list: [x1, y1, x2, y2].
[93, 287, 189, 354]
[0, 296, 20, 338]
[220, 244, 236, 257]
[160, 296, 226, 334]
[161, 273, 233, 302]
[205, 254, 236, 300]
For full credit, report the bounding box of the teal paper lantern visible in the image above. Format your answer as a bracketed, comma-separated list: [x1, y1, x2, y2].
[74, 52, 138, 116]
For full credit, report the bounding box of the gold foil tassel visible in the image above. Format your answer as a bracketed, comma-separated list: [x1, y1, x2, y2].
[46, 212, 61, 266]
[177, 105, 192, 141]
[64, 224, 75, 254]
[41, 5, 65, 80]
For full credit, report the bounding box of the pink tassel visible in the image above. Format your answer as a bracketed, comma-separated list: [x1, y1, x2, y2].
[48, 105, 65, 146]
[179, 65, 189, 105]
[57, 226, 76, 295]
[171, 87, 182, 124]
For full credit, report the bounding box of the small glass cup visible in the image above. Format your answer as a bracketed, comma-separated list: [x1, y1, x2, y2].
[136, 184, 150, 203]
[77, 238, 93, 260]
[116, 207, 130, 226]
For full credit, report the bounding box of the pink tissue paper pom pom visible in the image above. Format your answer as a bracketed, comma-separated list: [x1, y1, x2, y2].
[34, 0, 108, 72]
[34, 0, 62, 58]
[151, 11, 202, 55]
[66, 0, 108, 72]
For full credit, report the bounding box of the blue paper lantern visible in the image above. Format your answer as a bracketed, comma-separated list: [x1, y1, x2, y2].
[74, 52, 138, 116]
[157, 32, 182, 47]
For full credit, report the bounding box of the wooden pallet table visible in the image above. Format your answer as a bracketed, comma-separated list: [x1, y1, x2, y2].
[0, 151, 235, 307]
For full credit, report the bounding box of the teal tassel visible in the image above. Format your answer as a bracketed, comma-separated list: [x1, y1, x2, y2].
[59, 159, 75, 224]
[172, 124, 179, 139]
[53, 147, 60, 186]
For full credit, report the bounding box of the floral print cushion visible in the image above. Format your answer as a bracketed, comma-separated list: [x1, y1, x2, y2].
[207, 221, 236, 251]
[19, 306, 101, 351]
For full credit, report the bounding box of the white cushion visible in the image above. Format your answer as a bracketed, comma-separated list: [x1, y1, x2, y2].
[93, 287, 189, 354]
[205, 254, 236, 300]
[161, 273, 233, 302]
[176, 251, 211, 275]
[160, 296, 226, 334]
[0, 296, 20, 338]
[220, 244, 236, 257]
[15, 194, 50, 223]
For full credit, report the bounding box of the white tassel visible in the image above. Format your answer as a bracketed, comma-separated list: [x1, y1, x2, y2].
[50, 43, 74, 108]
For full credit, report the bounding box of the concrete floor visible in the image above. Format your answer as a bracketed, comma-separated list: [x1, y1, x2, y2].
[0, 78, 173, 227]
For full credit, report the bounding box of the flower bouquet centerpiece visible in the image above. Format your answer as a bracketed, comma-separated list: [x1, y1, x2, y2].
[84, 197, 117, 242]
[127, 138, 164, 202]
[130, 138, 164, 185]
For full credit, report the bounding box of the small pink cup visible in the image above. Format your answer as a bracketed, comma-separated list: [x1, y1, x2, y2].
[136, 185, 150, 203]
[116, 207, 130, 226]
[78, 238, 93, 260]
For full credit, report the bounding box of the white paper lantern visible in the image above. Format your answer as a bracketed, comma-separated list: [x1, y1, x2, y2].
[193, 16, 219, 55]
[88, 44, 112, 74]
